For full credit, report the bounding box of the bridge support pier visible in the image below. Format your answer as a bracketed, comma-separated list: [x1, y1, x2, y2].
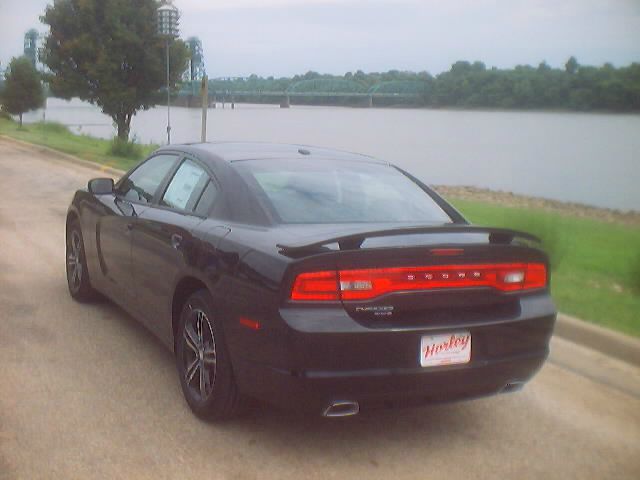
[367, 94, 373, 108]
[280, 94, 291, 109]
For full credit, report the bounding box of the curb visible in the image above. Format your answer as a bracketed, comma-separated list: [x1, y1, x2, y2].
[2, 135, 640, 367]
[555, 314, 640, 367]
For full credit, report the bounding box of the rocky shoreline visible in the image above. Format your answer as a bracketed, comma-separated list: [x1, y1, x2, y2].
[433, 185, 640, 227]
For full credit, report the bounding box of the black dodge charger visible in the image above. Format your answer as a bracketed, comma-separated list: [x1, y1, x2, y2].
[65, 142, 556, 419]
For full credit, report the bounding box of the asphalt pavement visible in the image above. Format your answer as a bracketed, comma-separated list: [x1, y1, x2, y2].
[1, 138, 639, 480]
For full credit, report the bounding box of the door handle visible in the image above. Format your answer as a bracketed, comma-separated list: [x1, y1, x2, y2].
[171, 234, 183, 250]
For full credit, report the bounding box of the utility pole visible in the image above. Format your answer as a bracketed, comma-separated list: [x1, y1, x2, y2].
[166, 38, 171, 144]
[201, 75, 208, 142]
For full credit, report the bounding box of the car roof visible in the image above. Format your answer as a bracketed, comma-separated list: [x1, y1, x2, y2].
[155, 141, 387, 165]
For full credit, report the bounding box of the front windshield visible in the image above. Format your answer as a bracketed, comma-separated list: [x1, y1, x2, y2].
[234, 158, 452, 224]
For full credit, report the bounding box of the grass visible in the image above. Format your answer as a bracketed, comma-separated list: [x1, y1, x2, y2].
[1, 117, 638, 336]
[0, 118, 157, 171]
[450, 199, 640, 337]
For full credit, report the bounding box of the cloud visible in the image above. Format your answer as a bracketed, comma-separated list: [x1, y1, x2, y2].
[177, 0, 365, 11]
[1, 0, 639, 77]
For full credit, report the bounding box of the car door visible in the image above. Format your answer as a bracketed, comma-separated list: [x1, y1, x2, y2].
[97, 153, 179, 304]
[131, 157, 221, 341]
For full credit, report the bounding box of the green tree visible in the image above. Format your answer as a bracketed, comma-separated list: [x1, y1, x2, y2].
[537, 61, 551, 73]
[565, 56, 579, 75]
[1, 56, 44, 126]
[187, 60, 640, 112]
[40, 0, 188, 141]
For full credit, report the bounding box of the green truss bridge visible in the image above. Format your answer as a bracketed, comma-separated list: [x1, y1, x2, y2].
[174, 78, 429, 108]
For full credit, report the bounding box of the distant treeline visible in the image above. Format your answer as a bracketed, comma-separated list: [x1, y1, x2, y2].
[181, 58, 640, 111]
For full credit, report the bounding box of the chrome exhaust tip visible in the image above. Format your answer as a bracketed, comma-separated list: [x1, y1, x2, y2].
[502, 381, 525, 393]
[322, 400, 360, 418]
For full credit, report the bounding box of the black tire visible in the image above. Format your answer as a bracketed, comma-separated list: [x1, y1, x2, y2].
[176, 289, 240, 421]
[66, 220, 99, 302]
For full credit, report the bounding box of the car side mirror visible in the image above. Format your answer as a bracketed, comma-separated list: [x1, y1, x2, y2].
[88, 178, 114, 195]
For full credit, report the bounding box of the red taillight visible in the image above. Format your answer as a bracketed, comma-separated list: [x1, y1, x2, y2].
[290, 270, 340, 301]
[522, 263, 547, 290]
[290, 263, 547, 301]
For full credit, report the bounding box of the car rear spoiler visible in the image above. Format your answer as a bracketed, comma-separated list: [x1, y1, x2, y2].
[277, 225, 540, 254]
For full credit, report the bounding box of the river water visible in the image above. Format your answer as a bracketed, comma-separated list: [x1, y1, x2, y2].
[23, 98, 640, 212]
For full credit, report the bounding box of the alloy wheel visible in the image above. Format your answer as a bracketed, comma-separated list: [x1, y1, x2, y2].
[67, 230, 83, 291]
[182, 307, 217, 402]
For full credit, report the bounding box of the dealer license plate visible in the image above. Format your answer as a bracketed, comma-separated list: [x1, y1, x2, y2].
[420, 331, 472, 367]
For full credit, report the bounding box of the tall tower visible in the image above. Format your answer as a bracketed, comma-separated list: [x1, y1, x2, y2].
[24, 29, 39, 68]
[185, 37, 205, 81]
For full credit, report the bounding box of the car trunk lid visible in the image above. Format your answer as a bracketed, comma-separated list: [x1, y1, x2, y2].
[282, 226, 549, 327]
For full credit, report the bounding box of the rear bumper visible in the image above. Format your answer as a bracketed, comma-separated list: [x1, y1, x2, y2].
[230, 293, 556, 414]
[235, 348, 548, 414]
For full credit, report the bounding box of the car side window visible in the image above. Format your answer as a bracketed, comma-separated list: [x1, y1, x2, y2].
[161, 159, 209, 212]
[193, 180, 219, 217]
[117, 154, 177, 204]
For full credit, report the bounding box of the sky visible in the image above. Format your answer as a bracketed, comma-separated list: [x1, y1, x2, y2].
[1, 0, 639, 77]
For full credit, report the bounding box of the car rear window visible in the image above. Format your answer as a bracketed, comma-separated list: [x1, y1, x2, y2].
[233, 159, 452, 224]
